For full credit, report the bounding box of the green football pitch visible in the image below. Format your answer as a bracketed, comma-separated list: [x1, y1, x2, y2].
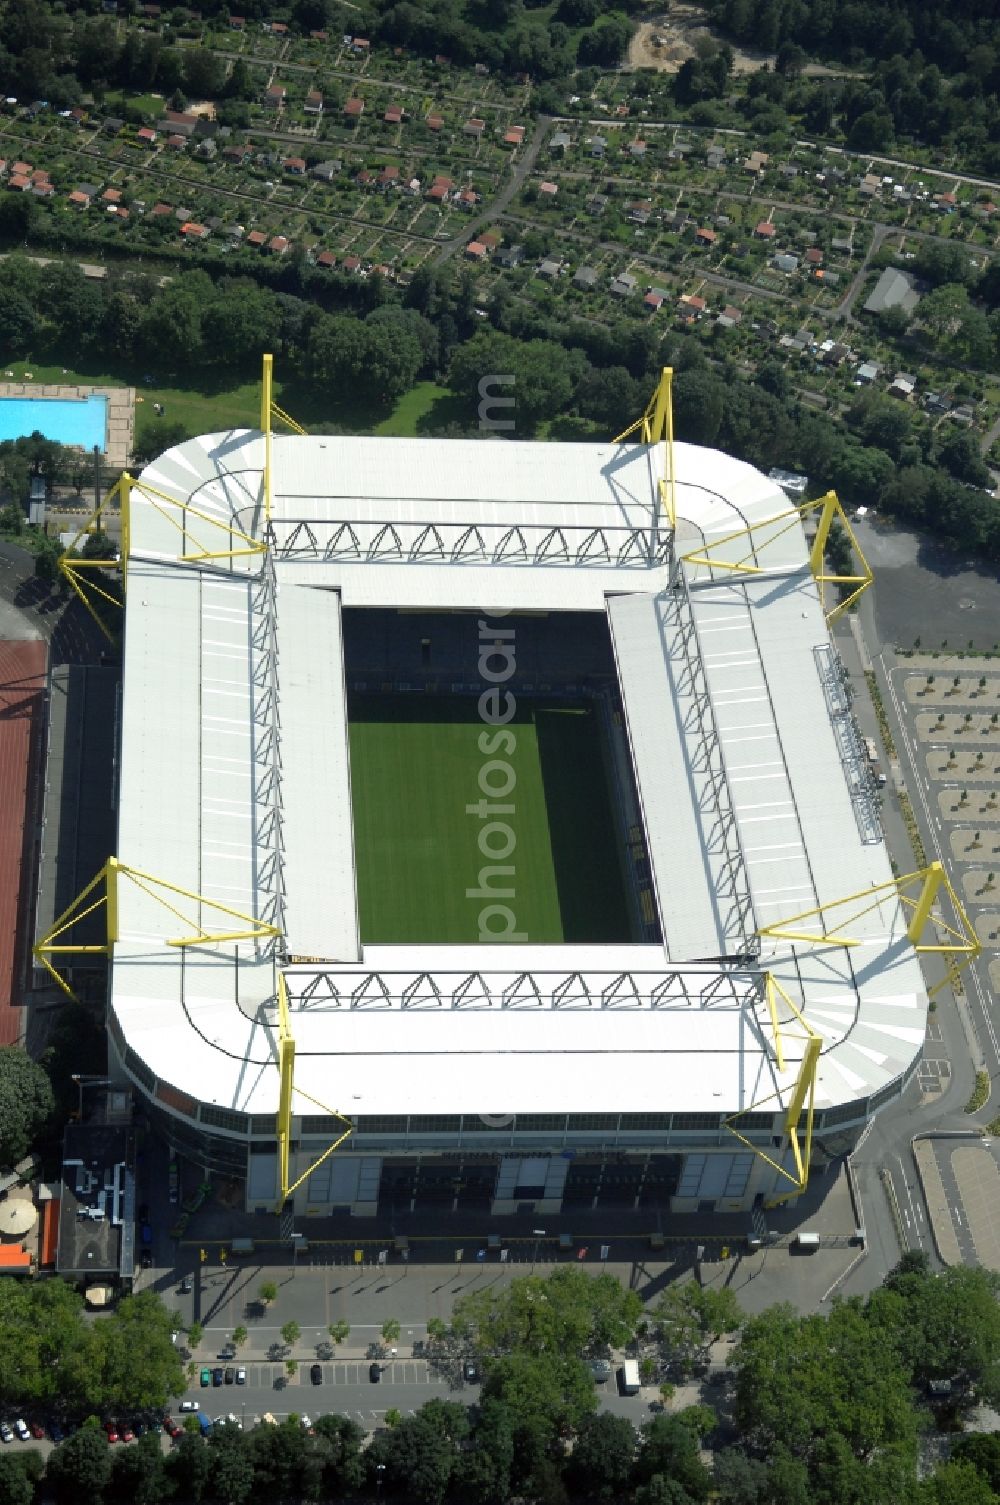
[348, 693, 634, 944]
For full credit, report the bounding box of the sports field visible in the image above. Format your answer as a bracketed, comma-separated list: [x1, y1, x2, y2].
[348, 694, 633, 944]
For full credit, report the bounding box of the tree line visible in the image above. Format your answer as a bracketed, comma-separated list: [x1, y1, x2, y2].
[3, 1256, 997, 1504]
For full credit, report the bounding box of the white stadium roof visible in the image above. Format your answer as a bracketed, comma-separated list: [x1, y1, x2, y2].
[108, 429, 928, 1122]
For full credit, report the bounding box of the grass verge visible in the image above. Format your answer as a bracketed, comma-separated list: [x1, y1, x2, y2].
[965, 1070, 990, 1114]
[865, 670, 897, 760]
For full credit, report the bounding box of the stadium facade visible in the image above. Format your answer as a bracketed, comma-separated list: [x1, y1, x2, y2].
[46, 380, 945, 1221]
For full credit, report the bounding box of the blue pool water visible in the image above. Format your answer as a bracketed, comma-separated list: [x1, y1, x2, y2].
[0, 394, 108, 449]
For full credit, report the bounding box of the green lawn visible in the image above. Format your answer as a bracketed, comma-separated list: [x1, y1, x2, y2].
[348, 693, 632, 945]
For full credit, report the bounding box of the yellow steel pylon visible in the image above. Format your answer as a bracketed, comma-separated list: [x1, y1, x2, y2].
[681, 488, 873, 625]
[57, 472, 132, 643]
[274, 973, 354, 1210]
[755, 861, 980, 998]
[726, 973, 822, 1206]
[33, 856, 281, 999]
[614, 366, 676, 531]
[260, 353, 306, 528]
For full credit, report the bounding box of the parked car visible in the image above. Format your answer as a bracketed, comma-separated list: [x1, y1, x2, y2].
[29, 1421, 44, 1439]
[224, 1368, 234, 1385]
[310, 1364, 323, 1385]
[200, 1369, 211, 1387]
[13, 1421, 29, 1442]
[180, 1401, 199, 1413]
[212, 1368, 223, 1387]
[120, 1425, 136, 1443]
[179, 1276, 192, 1294]
[462, 1360, 480, 1383]
[0, 1424, 14, 1444]
[104, 1421, 119, 1444]
[369, 1362, 382, 1383]
[588, 1359, 612, 1383]
[47, 1421, 64, 1443]
[163, 1416, 182, 1438]
[236, 1368, 246, 1385]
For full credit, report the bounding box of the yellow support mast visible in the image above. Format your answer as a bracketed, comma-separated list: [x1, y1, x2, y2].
[259, 353, 306, 532]
[33, 857, 281, 999]
[274, 973, 354, 1211]
[57, 472, 132, 643]
[614, 366, 677, 531]
[681, 488, 873, 625]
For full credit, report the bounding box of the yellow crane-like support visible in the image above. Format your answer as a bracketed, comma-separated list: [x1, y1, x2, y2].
[260, 353, 306, 527]
[614, 366, 677, 531]
[681, 488, 873, 625]
[726, 973, 822, 1207]
[33, 857, 281, 999]
[274, 974, 354, 1211]
[57, 473, 132, 643]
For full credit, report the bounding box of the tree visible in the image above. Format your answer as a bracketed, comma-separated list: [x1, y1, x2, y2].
[97, 1289, 187, 1409]
[0, 1454, 34, 1505]
[634, 1414, 712, 1501]
[480, 1352, 597, 1442]
[259, 1281, 278, 1305]
[673, 369, 725, 446]
[452, 1266, 642, 1358]
[377, 1399, 470, 1505]
[314, 1413, 365, 1495]
[208, 1424, 254, 1504]
[106, 1432, 163, 1504]
[918, 283, 971, 346]
[47, 1425, 112, 1504]
[848, 109, 894, 150]
[183, 47, 226, 99]
[920, 1460, 998, 1505]
[381, 1318, 401, 1345]
[0, 1048, 53, 1168]
[164, 1431, 212, 1502]
[187, 1320, 203, 1348]
[712, 1448, 773, 1505]
[328, 1320, 350, 1345]
[0, 286, 37, 359]
[446, 332, 581, 434]
[653, 1283, 743, 1374]
[281, 1320, 301, 1350]
[868, 1262, 1000, 1405]
[951, 1435, 1000, 1493]
[566, 1412, 637, 1500]
[232, 1325, 248, 1349]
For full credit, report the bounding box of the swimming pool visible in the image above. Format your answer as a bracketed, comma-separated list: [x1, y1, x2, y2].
[0, 394, 108, 450]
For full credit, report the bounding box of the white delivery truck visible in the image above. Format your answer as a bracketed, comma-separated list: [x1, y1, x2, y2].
[618, 1359, 641, 1395]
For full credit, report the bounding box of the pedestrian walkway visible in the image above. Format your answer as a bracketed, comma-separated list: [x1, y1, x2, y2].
[913, 1140, 962, 1265]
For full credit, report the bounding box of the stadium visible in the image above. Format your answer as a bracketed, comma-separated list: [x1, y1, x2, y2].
[36, 364, 975, 1223]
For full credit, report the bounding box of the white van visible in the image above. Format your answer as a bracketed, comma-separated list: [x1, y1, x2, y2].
[618, 1359, 641, 1394]
[793, 1232, 821, 1252]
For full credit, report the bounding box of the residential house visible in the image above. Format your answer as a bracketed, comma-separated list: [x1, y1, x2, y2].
[804, 247, 823, 266]
[629, 139, 646, 159]
[223, 145, 253, 166]
[263, 84, 286, 110]
[863, 267, 920, 316]
[933, 191, 957, 212]
[315, 250, 336, 268]
[31, 178, 53, 197]
[268, 235, 290, 255]
[550, 130, 571, 153]
[587, 194, 609, 216]
[858, 173, 880, 197]
[754, 220, 776, 239]
[425, 114, 444, 131]
[283, 157, 306, 175]
[457, 188, 478, 209]
[538, 181, 558, 198]
[706, 147, 726, 169]
[228, 14, 245, 28]
[342, 256, 361, 273]
[744, 150, 769, 174]
[537, 257, 562, 279]
[101, 187, 122, 205]
[610, 272, 637, 297]
[466, 241, 487, 260]
[344, 97, 365, 119]
[149, 201, 172, 218]
[312, 160, 340, 182]
[823, 341, 850, 366]
[136, 127, 157, 145]
[195, 139, 217, 160]
[677, 293, 707, 320]
[426, 181, 449, 202]
[773, 253, 799, 272]
[644, 289, 667, 312]
[246, 230, 267, 248]
[780, 163, 799, 178]
[627, 201, 652, 225]
[573, 266, 598, 290]
[495, 244, 524, 268]
[355, 170, 374, 188]
[817, 269, 841, 286]
[103, 117, 124, 135]
[267, 20, 288, 34]
[479, 230, 501, 251]
[504, 126, 525, 146]
[384, 104, 403, 125]
[310, 29, 328, 41]
[464, 118, 485, 137]
[720, 304, 742, 325]
[164, 110, 198, 137]
[378, 165, 399, 188]
[856, 362, 880, 384]
[663, 210, 688, 232]
[67, 189, 90, 208]
[350, 36, 369, 52]
[695, 226, 717, 246]
[831, 237, 853, 254]
[166, 133, 186, 150]
[890, 372, 917, 399]
[7, 175, 29, 191]
[180, 221, 209, 240]
[588, 135, 607, 158]
[304, 90, 324, 115]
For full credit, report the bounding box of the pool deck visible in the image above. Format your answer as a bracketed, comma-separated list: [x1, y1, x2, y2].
[0, 383, 135, 472]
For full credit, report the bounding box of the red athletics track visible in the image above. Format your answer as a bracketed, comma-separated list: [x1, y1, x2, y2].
[0, 639, 47, 1043]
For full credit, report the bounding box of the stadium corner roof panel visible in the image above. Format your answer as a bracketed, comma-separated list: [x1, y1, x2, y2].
[109, 428, 929, 1121]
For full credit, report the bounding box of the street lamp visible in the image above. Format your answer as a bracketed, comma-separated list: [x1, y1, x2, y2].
[531, 1228, 546, 1271]
[291, 1231, 304, 1278]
